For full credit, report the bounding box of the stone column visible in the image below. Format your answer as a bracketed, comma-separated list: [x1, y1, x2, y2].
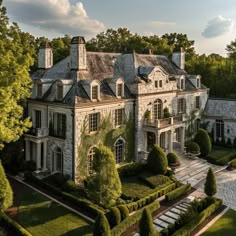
[25, 140, 30, 161]
[180, 127, 185, 153]
[168, 130, 173, 153]
[43, 141, 47, 170]
[36, 142, 41, 169]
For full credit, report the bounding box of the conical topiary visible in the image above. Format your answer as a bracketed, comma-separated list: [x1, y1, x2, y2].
[93, 213, 111, 236]
[204, 168, 217, 197]
[139, 208, 157, 236]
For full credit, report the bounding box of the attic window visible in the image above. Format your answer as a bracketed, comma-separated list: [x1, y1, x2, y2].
[180, 78, 185, 90]
[57, 85, 63, 100]
[155, 81, 158, 88]
[117, 83, 123, 97]
[197, 78, 200, 88]
[92, 85, 98, 100]
[37, 84, 42, 97]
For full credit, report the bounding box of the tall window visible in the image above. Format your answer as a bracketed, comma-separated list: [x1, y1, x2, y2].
[52, 146, 63, 172]
[117, 83, 123, 97]
[57, 85, 63, 100]
[92, 85, 98, 100]
[51, 113, 66, 138]
[216, 119, 224, 138]
[153, 100, 162, 120]
[154, 81, 158, 88]
[87, 147, 96, 174]
[178, 98, 186, 114]
[115, 109, 124, 126]
[35, 110, 41, 128]
[89, 113, 100, 132]
[195, 96, 200, 109]
[180, 79, 184, 90]
[197, 78, 200, 88]
[115, 139, 124, 163]
[37, 84, 42, 97]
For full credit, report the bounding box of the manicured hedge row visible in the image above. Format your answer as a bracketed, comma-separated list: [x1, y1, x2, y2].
[138, 174, 171, 189]
[111, 201, 160, 236]
[165, 183, 191, 202]
[172, 198, 223, 236]
[24, 173, 104, 218]
[118, 163, 146, 178]
[0, 211, 32, 236]
[125, 182, 177, 213]
[207, 152, 236, 166]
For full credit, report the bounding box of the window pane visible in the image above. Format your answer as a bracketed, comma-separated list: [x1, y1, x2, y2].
[115, 140, 124, 163]
[35, 110, 41, 128]
[92, 86, 98, 100]
[57, 85, 63, 100]
[117, 84, 123, 97]
[115, 109, 124, 126]
[37, 84, 42, 97]
[89, 113, 99, 132]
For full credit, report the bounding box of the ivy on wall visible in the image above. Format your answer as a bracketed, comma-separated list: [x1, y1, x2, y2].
[76, 112, 135, 183]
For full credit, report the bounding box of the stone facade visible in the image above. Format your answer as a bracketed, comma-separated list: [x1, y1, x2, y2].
[24, 36, 209, 183]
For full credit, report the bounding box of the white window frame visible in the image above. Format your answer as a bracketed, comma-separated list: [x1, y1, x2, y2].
[114, 138, 125, 164]
[89, 113, 100, 133]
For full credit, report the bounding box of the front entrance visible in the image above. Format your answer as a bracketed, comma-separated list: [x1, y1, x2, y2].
[147, 132, 156, 151]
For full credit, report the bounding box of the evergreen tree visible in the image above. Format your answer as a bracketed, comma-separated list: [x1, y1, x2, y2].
[93, 213, 111, 236]
[194, 128, 212, 156]
[0, 161, 13, 209]
[139, 208, 157, 236]
[204, 168, 217, 197]
[0, 0, 33, 150]
[147, 145, 168, 174]
[87, 145, 122, 208]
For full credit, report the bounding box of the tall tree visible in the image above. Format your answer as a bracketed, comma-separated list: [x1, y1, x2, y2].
[0, 0, 33, 150]
[93, 213, 111, 236]
[139, 208, 157, 236]
[86, 145, 122, 208]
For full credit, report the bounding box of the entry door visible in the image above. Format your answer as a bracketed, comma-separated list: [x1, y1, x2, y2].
[147, 132, 156, 151]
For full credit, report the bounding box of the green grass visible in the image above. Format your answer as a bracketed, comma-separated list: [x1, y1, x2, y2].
[201, 209, 236, 236]
[16, 185, 93, 236]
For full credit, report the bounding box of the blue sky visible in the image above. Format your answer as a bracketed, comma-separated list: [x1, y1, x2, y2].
[4, 0, 236, 55]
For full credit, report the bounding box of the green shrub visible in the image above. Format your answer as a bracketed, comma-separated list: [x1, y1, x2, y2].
[0, 161, 13, 210]
[216, 152, 236, 165]
[139, 173, 171, 188]
[62, 180, 77, 192]
[118, 163, 145, 178]
[163, 107, 170, 118]
[147, 145, 168, 175]
[228, 159, 236, 168]
[106, 207, 121, 228]
[194, 128, 212, 156]
[204, 168, 217, 197]
[93, 213, 111, 236]
[117, 205, 129, 221]
[221, 137, 226, 146]
[0, 211, 32, 236]
[226, 138, 232, 147]
[185, 142, 200, 154]
[139, 208, 156, 236]
[215, 137, 221, 146]
[167, 152, 180, 166]
[165, 184, 191, 202]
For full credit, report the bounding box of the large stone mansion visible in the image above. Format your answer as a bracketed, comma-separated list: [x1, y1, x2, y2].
[24, 36, 209, 183]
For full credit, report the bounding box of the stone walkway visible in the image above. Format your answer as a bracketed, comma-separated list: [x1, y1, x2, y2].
[174, 154, 225, 187]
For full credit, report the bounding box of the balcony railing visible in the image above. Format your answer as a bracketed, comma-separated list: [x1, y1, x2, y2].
[28, 127, 49, 137]
[144, 114, 184, 129]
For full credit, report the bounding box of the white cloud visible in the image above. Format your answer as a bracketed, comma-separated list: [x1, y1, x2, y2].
[5, 0, 105, 37]
[149, 21, 176, 27]
[202, 15, 234, 38]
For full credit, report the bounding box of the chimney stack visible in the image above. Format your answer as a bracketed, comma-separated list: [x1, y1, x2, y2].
[38, 42, 53, 69]
[172, 47, 185, 70]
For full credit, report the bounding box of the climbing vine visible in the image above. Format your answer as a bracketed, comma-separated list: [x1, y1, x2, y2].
[76, 112, 134, 182]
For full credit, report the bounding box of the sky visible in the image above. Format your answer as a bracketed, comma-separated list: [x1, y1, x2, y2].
[3, 0, 236, 56]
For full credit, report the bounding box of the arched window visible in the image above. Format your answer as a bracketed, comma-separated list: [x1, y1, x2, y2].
[87, 146, 96, 174]
[52, 146, 63, 172]
[153, 100, 162, 120]
[115, 139, 124, 164]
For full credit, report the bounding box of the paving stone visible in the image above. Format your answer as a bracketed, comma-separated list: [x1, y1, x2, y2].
[154, 225, 164, 232]
[164, 211, 180, 220]
[159, 215, 176, 224]
[175, 205, 188, 211]
[154, 219, 169, 228]
[170, 208, 183, 214]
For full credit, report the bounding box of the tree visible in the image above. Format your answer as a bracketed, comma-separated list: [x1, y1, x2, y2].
[106, 207, 121, 228]
[93, 213, 111, 236]
[147, 145, 168, 174]
[194, 128, 212, 156]
[204, 168, 217, 197]
[0, 0, 32, 150]
[87, 145, 122, 208]
[139, 208, 157, 236]
[0, 161, 13, 209]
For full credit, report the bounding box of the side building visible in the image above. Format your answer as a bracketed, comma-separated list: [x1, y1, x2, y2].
[24, 36, 208, 183]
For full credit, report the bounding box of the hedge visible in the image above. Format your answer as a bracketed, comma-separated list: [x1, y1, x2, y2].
[165, 184, 191, 202]
[0, 211, 32, 236]
[228, 159, 236, 168]
[138, 174, 171, 189]
[111, 201, 160, 236]
[118, 163, 146, 178]
[207, 152, 236, 166]
[24, 173, 104, 218]
[185, 142, 200, 154]
[172, 198, 223, 236]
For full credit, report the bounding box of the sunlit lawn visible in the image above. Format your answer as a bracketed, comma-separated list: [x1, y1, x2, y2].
[16, 185, 93, 236]
[201, 209, 236, 236]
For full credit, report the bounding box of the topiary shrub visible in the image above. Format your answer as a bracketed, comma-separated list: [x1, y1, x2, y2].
[139, 208, 156, 236]
[106, 207, 121, 228]
[228, 159, 236, 169]
[117, 205, 129, 221]
[215, 137, 221, 146]
[93, 213, 111, 236]
[194, 128, 212, 156]
[204, 168, 217, 197]
[186, 142, 200, 154]
[163, 107, 170, 118]
[226, 138, 232, 147]
[62, 180, 77, 192]
[221, 137, 226, 146]
[147, 145, 168, 175]
[167, 152, 180, 166]
[0, 161, 13, 210]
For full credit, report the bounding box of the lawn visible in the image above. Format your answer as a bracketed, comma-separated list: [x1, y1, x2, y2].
[10, 179, 93, 236]
[201, 209, 236, 236]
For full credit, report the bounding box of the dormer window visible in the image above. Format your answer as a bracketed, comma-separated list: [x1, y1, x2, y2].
[57, 84, 63, 100]
[180, 78, 185, 90]
[159, 80, 163, 88]
[155, 81, 158, 88]
[92, 85, 98, 100]
[196, 78, 200, 88]
[37, 84, 42, 97]
[117, 83, 124, 97]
